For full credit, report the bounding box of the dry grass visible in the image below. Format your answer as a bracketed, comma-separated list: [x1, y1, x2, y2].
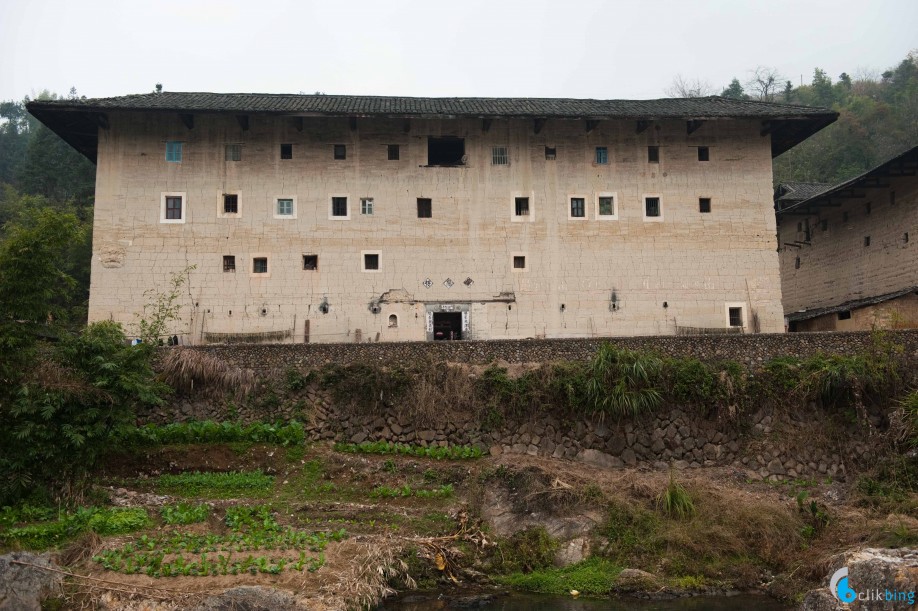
[157, 348, 256, 401]
[400, 360, 478, 427]
[318, 537, 415, 611]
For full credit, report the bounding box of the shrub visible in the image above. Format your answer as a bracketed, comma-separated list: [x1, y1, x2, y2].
[499, 558, 621, 595]
[492, 526, 558, 573]
[658, 469, 695, 519]
[585, 344, 663, 418]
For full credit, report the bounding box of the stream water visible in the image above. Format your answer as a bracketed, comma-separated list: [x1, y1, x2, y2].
[377, 591, 792, 610]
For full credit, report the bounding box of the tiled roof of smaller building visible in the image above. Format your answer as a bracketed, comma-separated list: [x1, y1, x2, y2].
[774, 182, 833, 210]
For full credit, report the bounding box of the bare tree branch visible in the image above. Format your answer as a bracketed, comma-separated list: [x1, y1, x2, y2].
[745, 66, 784, 102]
[665, 74, 716, 98]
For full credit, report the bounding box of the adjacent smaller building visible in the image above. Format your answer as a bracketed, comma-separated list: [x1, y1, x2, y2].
[776, 146, 918, 331]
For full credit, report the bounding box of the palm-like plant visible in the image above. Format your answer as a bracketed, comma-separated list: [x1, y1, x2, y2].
[585, 344, 662, 419]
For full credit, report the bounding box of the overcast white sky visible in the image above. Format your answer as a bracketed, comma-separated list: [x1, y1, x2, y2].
[1, 0, 916, 102]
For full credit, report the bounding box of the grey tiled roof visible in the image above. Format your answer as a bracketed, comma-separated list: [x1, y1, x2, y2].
[774, 182, 833, 210]
[28, 91, 834, 120]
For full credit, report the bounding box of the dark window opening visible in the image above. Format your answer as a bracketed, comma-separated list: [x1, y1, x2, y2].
[797, 221, 803, 231]
[387, 144, 400, 160]
[728, 307, 743, 327]
[648, 146, 660, 163]
[225, 144, 241, 161]
[417, 198, 432, 218]
[515, 197, 530, 216]
[333, 144, 346, 160]
[864, 236, 871, 247]
[795, 256, 801, 269]
[595, 147, 608, 164]
[866, 201, 872, 215]
[165, 196, 183, 220]
[253, 257, 268, 274]
[331, 197, 348, 217]
[697, 146, 709, 161]
[838, 311, 852, 320]
[905, 232, 910, 244]
[699, 197, 711, 213]
[570, 197, 585, 218]
[223, 255, 235, 272]
[545, 146, 556, 160]
[645, 197, 661, 218]
[432, 312, 462, 341]
[280, 143, 293, 159]
[223, 194, 238, 214]
[303, 255, 318, 270]
[364, 253, 379, 270]
[513, 256, 526, 269]
[427, 137, 465, 166]
[598, 196, 615, 216]
[890, 191, 896, 205]
[843, 211, 849, 223]
[821, 219, 828, 231]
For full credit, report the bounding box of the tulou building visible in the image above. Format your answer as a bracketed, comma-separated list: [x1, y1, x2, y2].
[28, 93, 835, 344]
[776, 145, 918, 332]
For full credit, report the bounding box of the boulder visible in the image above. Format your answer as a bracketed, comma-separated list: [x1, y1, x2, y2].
[0, 552, 63, 611]
[577, 449, 624, 469]
[554, 537, 589, 567]
[614, 568, 660, 593]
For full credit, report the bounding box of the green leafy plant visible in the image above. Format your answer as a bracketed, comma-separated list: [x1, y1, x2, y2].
[160, 503, 210, 525]
[115, 420, 305, 447]
[657, 469, 695, 519]
[585, 344, 663, 418]
[151, 471, 275, 498]
[333, 441, 483, 460]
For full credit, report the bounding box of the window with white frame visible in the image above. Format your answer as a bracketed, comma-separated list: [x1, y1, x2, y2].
[160, 192, 186, 223]
[492, 146, 509, 165]
[217, 191, 241, 218]
[511, 191, 535, 222]
[361, 198, 374, 215]
[252, 257, 268, 274]
[276, 198, 293, 216]
[596, 193, 617, 220]
[330, 196, 349, 220]
[725, 303, 746, 330]
[511, 252, 528, 272]
[274, 196, 296, 219]
[569, 196, 586, 219]
[165, 141, 183, 162]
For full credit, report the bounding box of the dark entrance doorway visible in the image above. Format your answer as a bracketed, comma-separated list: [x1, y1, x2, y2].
[433, 312, 462, 340]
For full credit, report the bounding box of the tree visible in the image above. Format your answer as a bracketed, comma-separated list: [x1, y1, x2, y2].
[721, 78, 747, 99]
[665, 74, 716, 98]
[745, 66, 784, 102]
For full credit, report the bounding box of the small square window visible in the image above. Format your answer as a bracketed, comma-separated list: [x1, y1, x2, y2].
[699, 198, 711, 213]
[333, 144, 346, 160]
[863, 236, 870, 247]
[165, 196, 183, 220]
[332, 197, 348, 217]
[364, 253, 379, 270]
[595, 147, 608, 164]
[223, 194, 238, 214]
[513, 255, 526, 269]
[280, 143, 293, 160]
[648, 146, 660, 163]
[361, 198, 374, 215]
[545, 146, 556, 160]
[165, 141, 183, 162]
[728, 307, 743, 327]
[697, 146, 709, 161]
[598, 196, 615, 216]
[570, 197, 585, 218]
[904, 232, 910, 244]
[225, 144, 242, 161]
[223, 255, 235, 272]
[795, 256, 801, 269]
[387, 144, 400, 161]
[515, 197, 530, 216]
[645, 197, 661, 218]
[253, 257, 268, 274]
[303, 255, 318, 271]
[417, 198, 432, 218]
[838, 311, 852, 320]
[797, 221, 803, 231]
[492, 146, 509, 165]
[277, 198, 293, 216]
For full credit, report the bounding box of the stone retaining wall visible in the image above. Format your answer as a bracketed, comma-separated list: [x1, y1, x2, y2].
[169, 330, 918, 371]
